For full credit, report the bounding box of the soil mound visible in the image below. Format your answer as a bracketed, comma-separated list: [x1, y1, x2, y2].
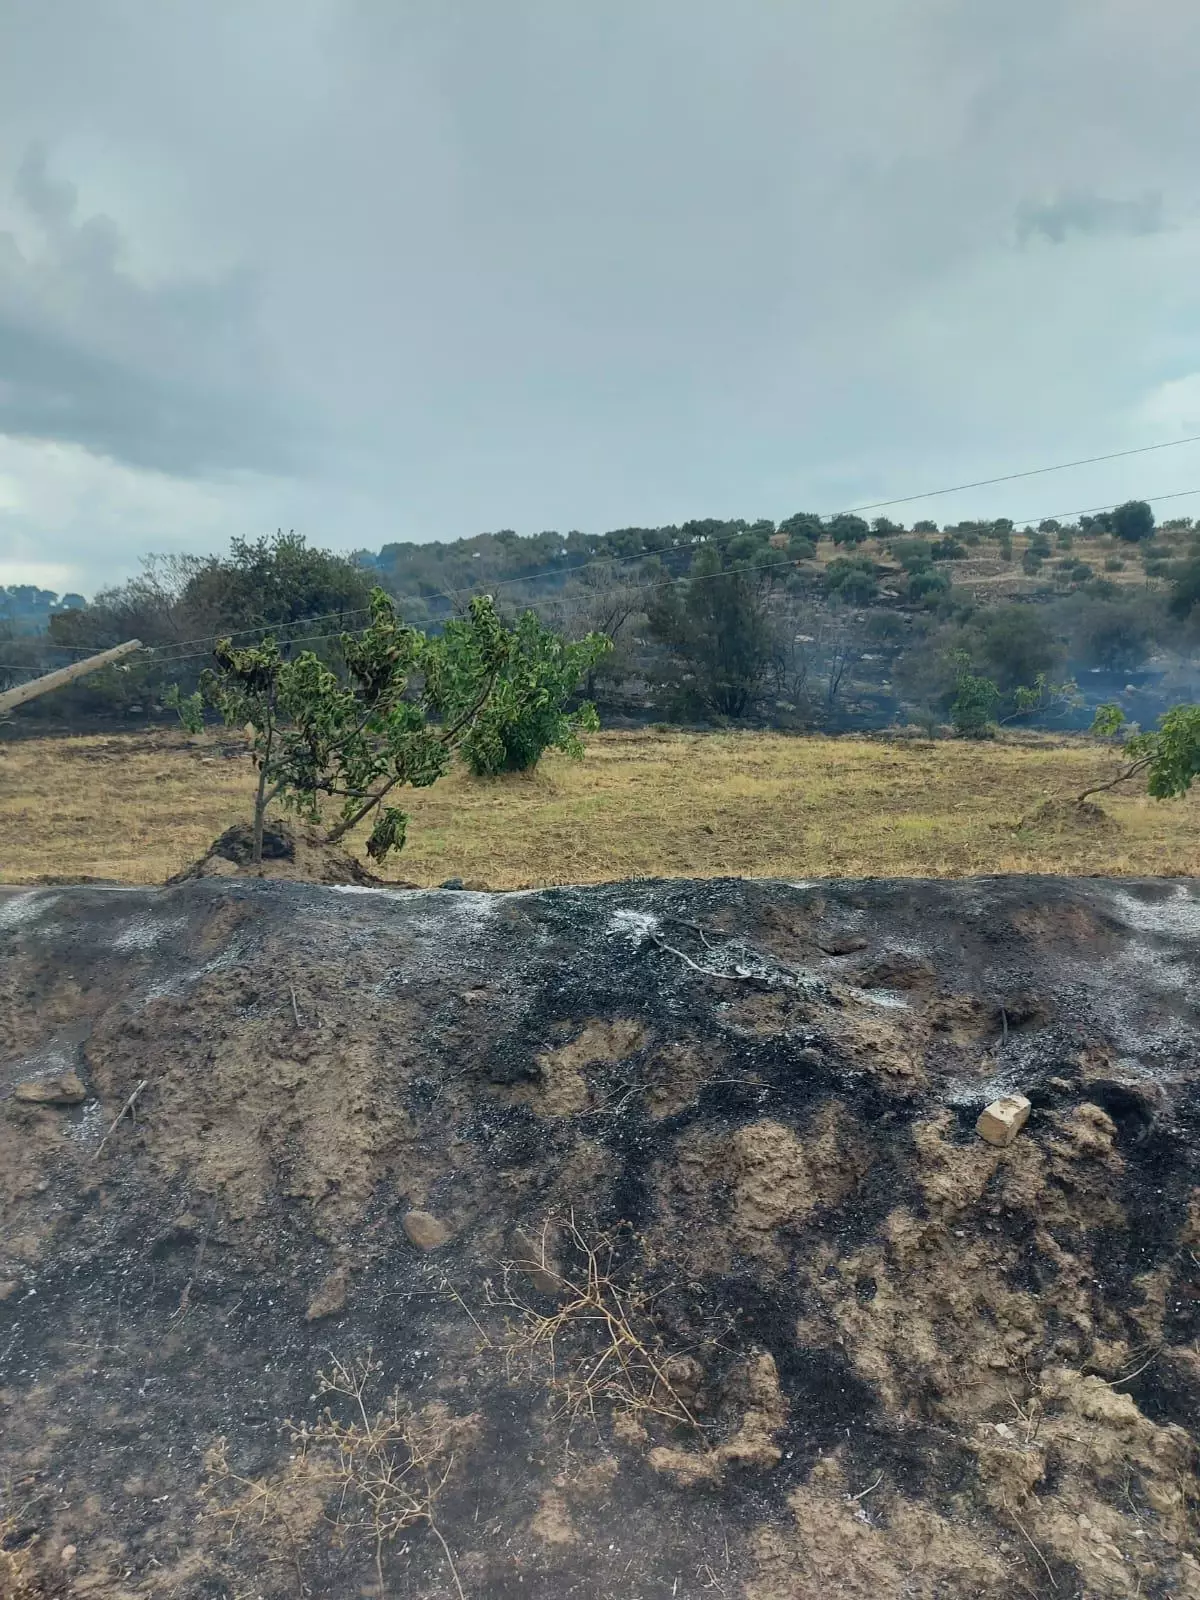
[1022, 797, 1120, 833]
[168, 818, 383, 886]
[2, 874, 1199, 1599]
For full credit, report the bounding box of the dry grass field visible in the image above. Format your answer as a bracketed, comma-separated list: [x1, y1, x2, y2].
[2, 725, 1198, 886]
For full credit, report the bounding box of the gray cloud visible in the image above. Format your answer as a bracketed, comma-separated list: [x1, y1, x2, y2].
[1016, 188, 1166, 245]
[1, 0, 1200, 592]
[0, 144, 299, 476]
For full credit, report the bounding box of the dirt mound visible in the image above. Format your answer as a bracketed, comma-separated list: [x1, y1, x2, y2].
[1021, 797, 1120, 833]
[167, 818, 384, 886]
[2, 874, 1199, 1599]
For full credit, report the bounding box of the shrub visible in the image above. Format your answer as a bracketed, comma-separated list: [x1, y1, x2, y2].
[461, 612, 611, 776]
[203, 588, 512, 863]
[824, 556, 879, 604]
[907, 569, 951, 604]
[950, 670, 1001, 739]
[1104, 554, 1125, 572]
[930, 537, 967, 561]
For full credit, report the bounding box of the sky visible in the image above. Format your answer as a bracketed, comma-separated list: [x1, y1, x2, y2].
[2, 0, 1200, 597]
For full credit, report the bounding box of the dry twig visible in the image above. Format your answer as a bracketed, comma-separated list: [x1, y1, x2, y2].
[94, 1078, 149, 1160]
[489, 1214, 703, 1433]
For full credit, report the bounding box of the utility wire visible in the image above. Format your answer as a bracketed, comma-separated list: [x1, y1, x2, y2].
[60, 433, 1200, 663]
[147, 483, 1200, 669]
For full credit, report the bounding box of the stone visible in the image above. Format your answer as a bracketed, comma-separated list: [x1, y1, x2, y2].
[818, 934, 869, 956]
[976, 1094, 1031, 1148]
[305, 1266, 348, 1321]
[402, 1210, 451, 1250]
[509, 1226, 561, 1294]
[14, 1072, 88, 1106]
[439, 877, 465, 891]
[60, 1545, 77, 1565]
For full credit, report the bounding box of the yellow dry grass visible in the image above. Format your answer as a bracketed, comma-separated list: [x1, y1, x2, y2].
[2, 726, 1198, 888]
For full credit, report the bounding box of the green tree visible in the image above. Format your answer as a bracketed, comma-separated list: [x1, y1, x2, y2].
[779, 512, 825, 544]
[164, 684, 205, 734]
[975, 606, 1062, 690]
[950, 664, 1001, 739]
[647, 543, 778, 719]
[202, 589, 510, 864]
[183, 529, 374, 633]
[907, 569, 950, 605]
[1111, 500, 1155, 544]
[1080, 703, 1200, 802]
[1168, 554, 1200, 620]
[824, 556, 879, 604]
[461, 611, 611, 775]
[829, 514, 870, 546]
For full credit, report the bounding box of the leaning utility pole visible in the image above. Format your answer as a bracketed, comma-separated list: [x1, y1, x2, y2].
[0, 639, 143, 716]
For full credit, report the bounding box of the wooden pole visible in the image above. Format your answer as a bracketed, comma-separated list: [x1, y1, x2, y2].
[0, 639, 143, 715]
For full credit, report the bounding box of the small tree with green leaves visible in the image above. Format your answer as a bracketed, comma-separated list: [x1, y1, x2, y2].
[202, 588, 510, 864]
[1078, 703, 1200, 804]
[164, 683, 205, 734]
[950, 667, 1001, 739]
[460, 610, 612, 776]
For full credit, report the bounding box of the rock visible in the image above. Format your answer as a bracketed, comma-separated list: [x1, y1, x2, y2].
[976, 1094, 1031, 1148]
[439, 877, 465, 891]
[305, 1266, 348, 1321]
[509, 1225, 562, 1294]
[818, 934, 869, 956]
[14, 1072, 87, 1106]
[60, 1545, 77, 1565]
[402, 1210, 451, 1250]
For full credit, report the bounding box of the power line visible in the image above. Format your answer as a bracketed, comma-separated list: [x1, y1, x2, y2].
[147, 483, 1200, 669]
[76, 432, 1200, 664]
[838, 433, 1200, 516]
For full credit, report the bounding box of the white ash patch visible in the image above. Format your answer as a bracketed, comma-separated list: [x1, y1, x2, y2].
[1107, 882, 1200, 941]
[856, 989, 911, 1010]
[609, 909, 661, 948]
[0, 891, 55, 930]
[112, 915, 186, 952]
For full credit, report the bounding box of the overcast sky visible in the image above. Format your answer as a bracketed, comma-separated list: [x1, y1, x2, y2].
[2, 0, 1200, 596]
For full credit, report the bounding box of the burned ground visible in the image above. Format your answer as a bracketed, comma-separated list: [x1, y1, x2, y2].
[1, 874, 1199, 1599]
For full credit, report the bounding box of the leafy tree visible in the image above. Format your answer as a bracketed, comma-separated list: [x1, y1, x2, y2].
[976, 606, 1062, 690]
[1079, 703, 1200, 802]
[1021, 548, 1043, 576]
[930, 537, 966, 561]
[165, 684, 205, 734]
[912, 520, 939, 534]
[646, 542, 778, 719]
[183, 529, 373, 634]
[829, 514, 870, 547]
[1111, 500, 1155, 544]
[1038, 520, 1061, 535]
[787, 535, 818, 563]
[1168, 554, 1200, 620]
[872, 517, 904, 538]
[779, 512, 825, 544]
[824, 556, 879, 605]
[202, 589, 510, 864]
[891, 539, 934, 573]
[1001, 673, 1082, 725]
[907, 569, 950, 604]
[460, 611, 611, 775]
[1062, 596, 1153, 671]
[950, 663, 1001, 739]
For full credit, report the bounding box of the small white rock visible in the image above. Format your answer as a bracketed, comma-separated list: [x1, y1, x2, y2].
[976, 1094, 1031, 1148]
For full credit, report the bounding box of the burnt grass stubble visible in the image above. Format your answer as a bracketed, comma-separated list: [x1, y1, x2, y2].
[1, 873, 1199, 1598]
